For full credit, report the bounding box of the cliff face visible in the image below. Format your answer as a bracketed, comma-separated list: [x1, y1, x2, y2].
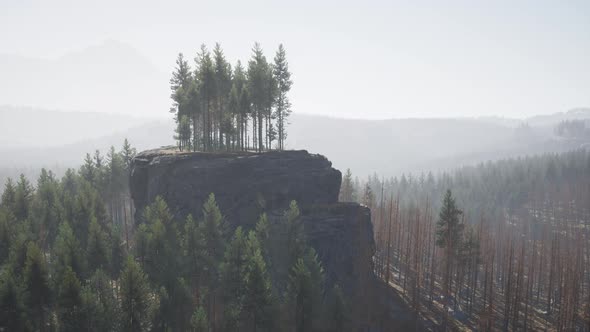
[130, 149, 412, 330]
[131, 149, 341, 228]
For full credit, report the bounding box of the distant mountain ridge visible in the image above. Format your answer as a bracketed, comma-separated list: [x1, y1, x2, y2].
[0, 40, 169, 117]
[1, 107, 589, 182]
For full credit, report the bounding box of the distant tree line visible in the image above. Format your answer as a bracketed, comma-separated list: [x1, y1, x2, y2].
[554, 119, 590, 139]
[342, 148, 590, 331]
[170, 43, 293, 152]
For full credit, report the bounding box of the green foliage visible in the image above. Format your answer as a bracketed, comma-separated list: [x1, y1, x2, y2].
[14, 174, 33, 221]
[243, 230, 274, 330]
[286, 248, 325, 332]
[0, 269, 27, 331]
[86, 217, 111, 273]
[23, 242, 51, 330]
[120, 256, 156, 332]
[285, 200, 305, 272]
[142, 196, 179, 286]
[81, 269, 120, 331]
[339, 168, 356, 202]
[436, 189, 464, 249]
[168, 43, 293, 152]
[190, 306, 208, 332]
[273, 44, 293, 150]
[54, 221, 85, 281]
[57, 266, 85, 332]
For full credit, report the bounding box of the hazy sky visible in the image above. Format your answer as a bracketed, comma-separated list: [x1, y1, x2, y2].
[1, 0, 589, 119]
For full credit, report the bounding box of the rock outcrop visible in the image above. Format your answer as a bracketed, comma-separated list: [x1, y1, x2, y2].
[131, 149, 341, 228]
[130, 148, 416, 330]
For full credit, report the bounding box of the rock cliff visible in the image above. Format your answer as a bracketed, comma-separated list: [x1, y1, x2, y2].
[130, 148, 416, 330]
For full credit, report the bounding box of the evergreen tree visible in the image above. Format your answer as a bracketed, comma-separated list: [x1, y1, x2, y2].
[170, 53, 193, 148]
[0, 270, 26, 331]
[120, 256, 155, 332]
[182, 214, 205, 297]
[54, 221, 85, 281]
[248, 42, 271, 151]
[243, 231, 274, 330]
[287, 248, 325, 332]
[81, 269, 120, 332]
[273, 44, 293, 150]
[233, 60, 248, 150]
[339, 168, 355, 202]
[190, 306, 208, 332]
[220, 226, 248, 329]
[23, 242, 51, 331]
[142, 196, 178, 286]
[0, 178, 16, 212]
[57, 266, 85, 332]
[31, 169, 62, 249]
[285, 200, 305, 273]
[0, 209, 15, 263]
[121, 138, 137, 174]
[436, 189, 464, 302]
[14, 174, 33, 221]
[195, 45, 216, 151]
[213, 43, 232, 149]
[86, 217, 110, 273]
[199, 193, 226, 328]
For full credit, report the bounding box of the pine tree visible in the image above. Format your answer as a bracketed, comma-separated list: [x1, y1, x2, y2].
[199, 193, 226, 329]
[435, 190, 463, 309]
[287, 249, 325, 332]
[248, 42, 271, 152]
[0, 178, 16, 211]
[86, 217, 110, 273]
[170, 53, 193, 148]
[243, 230, 274, 330]
[81, 269, 120, 331]
[339, 169, 355, 202]
[233, 60, 248, 150]
[57, 266, 85, 332]
[54, 221, 85, 281]
[273, 44, 293, 150]
[23, 242, 51, 331]
[190, 306, 208, 332]
[0, 270, 26, 331]
[213, 43, 232, 149]
[220, 227, 248, 329]
[14, 174, 33, 221]
[285, 200, 306, 278]
[142, 196, 178, 286]
[120, 256, 155, 332]
[195, 45, 216, 151]
[121, 138, 137, 174]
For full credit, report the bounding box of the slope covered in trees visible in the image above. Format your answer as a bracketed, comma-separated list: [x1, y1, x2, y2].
[343, 148, 590, 330]
[0, 141, 354, 332]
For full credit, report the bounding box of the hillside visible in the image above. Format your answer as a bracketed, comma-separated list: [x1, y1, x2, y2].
[1, 108, 590, 182]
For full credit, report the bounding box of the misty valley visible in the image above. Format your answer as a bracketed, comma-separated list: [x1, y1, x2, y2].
[2, 2, 590, 332]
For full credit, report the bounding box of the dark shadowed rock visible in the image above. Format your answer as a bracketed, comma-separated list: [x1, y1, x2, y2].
[131, 149, 341, 228]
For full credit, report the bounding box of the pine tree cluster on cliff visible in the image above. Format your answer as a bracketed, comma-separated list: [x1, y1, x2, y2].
[170, 43, 293, 152]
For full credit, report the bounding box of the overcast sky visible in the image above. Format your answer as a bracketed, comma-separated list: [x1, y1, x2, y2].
[1, 0, 589, 119]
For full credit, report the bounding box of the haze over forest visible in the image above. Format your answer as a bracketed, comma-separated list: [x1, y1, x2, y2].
[2, 1, 590, 331]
